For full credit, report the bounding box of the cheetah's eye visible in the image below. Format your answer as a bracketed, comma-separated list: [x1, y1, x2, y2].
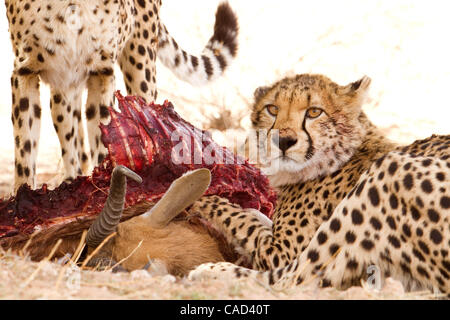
[306, 107, 323, 119]
[265, 104, 279, 116]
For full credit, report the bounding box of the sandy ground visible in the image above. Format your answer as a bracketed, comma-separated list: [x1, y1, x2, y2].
[0, 0, 449, 299]
[0, 249, 438, 300]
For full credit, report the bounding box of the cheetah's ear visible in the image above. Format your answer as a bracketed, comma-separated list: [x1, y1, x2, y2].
[339, 75, 371, 96]
[253, 86, 270, 101]
[337, 76, 371, 109]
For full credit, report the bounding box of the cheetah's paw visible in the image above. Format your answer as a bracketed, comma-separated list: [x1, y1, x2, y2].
[188, 262, 237, 281]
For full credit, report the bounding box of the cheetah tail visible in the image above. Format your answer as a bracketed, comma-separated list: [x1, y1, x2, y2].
[157, 2, 238, 86]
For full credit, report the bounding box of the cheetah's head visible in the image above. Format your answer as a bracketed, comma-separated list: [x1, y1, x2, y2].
[246, 74, 371, 187]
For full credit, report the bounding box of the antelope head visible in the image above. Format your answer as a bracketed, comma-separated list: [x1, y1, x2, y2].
[85, 166, 220, 275]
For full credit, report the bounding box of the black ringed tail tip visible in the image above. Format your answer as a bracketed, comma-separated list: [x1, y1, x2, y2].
[213, 2, 239, 57]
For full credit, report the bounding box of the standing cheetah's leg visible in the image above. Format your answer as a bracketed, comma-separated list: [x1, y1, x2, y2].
[85, 71, 116, 169]
[11, 70, 42, 192]
[49, 88, 83, 182]
[118, 23, 158, 103]
[191, 196, 299, 270]
[70, 93, 87, 175]
[77, 102, 88, 175]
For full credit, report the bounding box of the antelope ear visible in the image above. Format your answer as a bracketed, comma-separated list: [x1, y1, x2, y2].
[141, 168, 211, 229]
[253, 86, 270, 101]
[339, 75, 371, 96]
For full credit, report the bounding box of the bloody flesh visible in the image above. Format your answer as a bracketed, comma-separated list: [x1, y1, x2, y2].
[0, 91, 276, 243]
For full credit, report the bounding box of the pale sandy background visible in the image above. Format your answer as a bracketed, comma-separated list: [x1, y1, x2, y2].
[0, 1, 449, 299]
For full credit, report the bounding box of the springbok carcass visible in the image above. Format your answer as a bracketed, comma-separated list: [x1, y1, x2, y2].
[84, 166, 229, 276]
[0, 93, 276, 276]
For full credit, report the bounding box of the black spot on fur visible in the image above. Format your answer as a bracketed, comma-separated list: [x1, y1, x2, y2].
[34, 104, 41, 119]
[346, 259, 359, 270]
[329, 218, 341, 233]
[53, 94, 62, 104]
[370, 217, 382, 230]
[351, 209, 363, 225]
[307, 250, 319, 263]
[345, 231, 356, 244]
[317, 231, 328, 244]
[418, 241, 430, 255]
[140, 81, 148, 93]
[388, 235, 401, 248]
[410, 206, 421, 221]
[19, 98, 29, 112]
[247, 225, 255, 237]
[386, 216, 397, 230]
[17, 163, 23, 176]
[360, 239, 374, 251]
[355, 179, 366, 197]
[23, 140, 31, 153]
[440, 196, 450, 209]
[430, 229, 443, 244]
[422, 159, 432, 167]
[100, 105, 109, 119]
[389, 194, 398, 210]
[329, 244, 340, 255]
[421, 180, 433, 193]
[403, 173, 414, 190]
[417, 266, 430, 279]
[427, 209, 440, 223]
[402, 224, 411, 237]
[412, 248, 425, 262]
[86, 104, 96, 120]
[387, 161, 398, 175]
[368, 186, 380, 207]
[17, 67, 34, 75]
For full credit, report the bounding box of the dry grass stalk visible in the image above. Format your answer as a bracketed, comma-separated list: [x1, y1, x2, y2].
[54, 231, 88, 290]
[105, 239, 143, 272]
[72, 230, 88, 264]
[21, 239, 62, 288]
[81, 232, 116, 269]
[19, 230, 39, 257]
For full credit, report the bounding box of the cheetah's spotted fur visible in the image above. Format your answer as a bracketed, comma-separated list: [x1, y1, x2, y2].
[188, 74, 450, 295]
[6, 0, 238, 192]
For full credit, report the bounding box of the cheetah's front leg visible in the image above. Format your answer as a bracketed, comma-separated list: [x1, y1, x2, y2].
[85, 71, 116, 170]
[49, 88, 84, 182]
[118, 31, 158, 102]
[190, 196, 286, 269]
[11, 70, 42, 192]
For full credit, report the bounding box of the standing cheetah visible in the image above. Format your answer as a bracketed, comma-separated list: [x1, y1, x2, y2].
[188, 74, 450, 295]
[5, 0, 238, 193]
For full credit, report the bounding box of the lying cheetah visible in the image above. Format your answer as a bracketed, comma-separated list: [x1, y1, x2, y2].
[188, 74, 450, 295]
[6, 0, 238, 192]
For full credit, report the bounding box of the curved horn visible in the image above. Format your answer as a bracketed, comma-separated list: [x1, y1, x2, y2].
[141, 168, 212, 229]
[86, 165, 142, 248]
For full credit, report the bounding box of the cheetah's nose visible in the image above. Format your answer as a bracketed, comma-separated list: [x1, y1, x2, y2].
[276, 136, 298, 153]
